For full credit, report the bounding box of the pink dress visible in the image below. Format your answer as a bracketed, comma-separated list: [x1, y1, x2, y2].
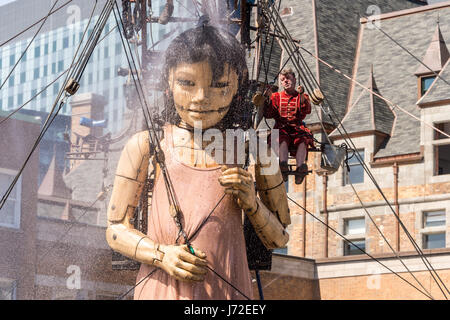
[134, 125, 253, 300]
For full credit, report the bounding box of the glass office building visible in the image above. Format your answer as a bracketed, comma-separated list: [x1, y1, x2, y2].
[0, 0, 190, 134]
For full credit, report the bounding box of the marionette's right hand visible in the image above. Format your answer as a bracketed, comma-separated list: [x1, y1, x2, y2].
[156, 244, 208, 282]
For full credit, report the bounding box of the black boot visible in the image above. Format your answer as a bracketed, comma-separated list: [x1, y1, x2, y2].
[279, 161, 289, 182]
[295, 163, 308, 185]
[158, 2, 174, 25]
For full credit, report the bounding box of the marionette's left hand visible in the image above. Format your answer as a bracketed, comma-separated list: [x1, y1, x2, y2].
[218, 166, 257, 214]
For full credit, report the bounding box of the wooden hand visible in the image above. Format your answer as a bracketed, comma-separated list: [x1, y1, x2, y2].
[218, 166, 257, 214]
[157, 244, 208, 282]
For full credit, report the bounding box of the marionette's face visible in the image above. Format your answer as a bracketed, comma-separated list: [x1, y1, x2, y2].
[279, 73, 296, 92]
[169, 60, 239, 129]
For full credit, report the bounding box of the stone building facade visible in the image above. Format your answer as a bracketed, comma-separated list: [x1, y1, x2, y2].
[254, 1, 450, 300]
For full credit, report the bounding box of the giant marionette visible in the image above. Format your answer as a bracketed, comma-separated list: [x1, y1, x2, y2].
[105, 24, 290, 300]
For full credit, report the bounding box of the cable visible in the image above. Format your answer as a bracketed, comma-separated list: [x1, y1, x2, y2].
[0, 23, 117, 128]
[362, 15, 450, 89]
[298, 45, 450, 298]
[0, 0, 104, 212]
[299, 47, 450, 140]
[310, 99, 434, 299]
[260, 0, 449, 298]
[287, 196, 434, 300]
[0, 0, 73, 47]
[0, 0, 60, 91]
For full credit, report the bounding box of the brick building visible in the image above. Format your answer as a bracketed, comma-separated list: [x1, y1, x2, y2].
[253, 1, 450, 300]
[0, 111, 40, 299]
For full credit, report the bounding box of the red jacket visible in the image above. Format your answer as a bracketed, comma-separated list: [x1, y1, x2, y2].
[264, 90, 311, 130]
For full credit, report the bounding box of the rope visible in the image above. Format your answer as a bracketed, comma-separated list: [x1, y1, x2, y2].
[260, 0, 449, 298]
[0, 0, 61, 91]
[0, 0, 73, 47]
[362, 15, 450, 89]
[298, 45, 450, 298]
[287, 196, 434, 300]
[0, 0, 103, 212]
[299, 47, 450, 140]
[0, 24, 117, 128]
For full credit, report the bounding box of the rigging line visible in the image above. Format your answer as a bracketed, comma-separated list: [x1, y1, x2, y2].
[175, 0, 196, 18]
[0, 20, 117, 128]
[113, 2, 184, 226]
[296, 47, 450, 298]
[0, 0, 104, 212]
[115, 1, 250, 301]
[8, 184, 113, 299]
[287, 196, 435, 300]
[263, 0, 282, 86]
[0, 0, 60, 91]
[299, 46, 450, 140]
[362, 15, 450, 89]
[262, 4, 450, 297]
[310, 103, 434, 300]
[296, 45, 450, 299]
[190, 0, 201, 17]
[255, 0, 281, 85]
[262, 1, 309, 90]
[297, 47, 450, 299]
[0, 0, 73, 47]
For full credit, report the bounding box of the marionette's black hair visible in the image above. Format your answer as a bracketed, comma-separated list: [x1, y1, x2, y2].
[162, 25, 249, 130]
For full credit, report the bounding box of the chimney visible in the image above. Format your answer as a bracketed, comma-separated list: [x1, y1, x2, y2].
[69, 93, 107, 170]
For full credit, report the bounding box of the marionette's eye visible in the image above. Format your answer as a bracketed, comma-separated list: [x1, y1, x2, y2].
[211, 81, 229, 88]
[177, 79, 195, 87]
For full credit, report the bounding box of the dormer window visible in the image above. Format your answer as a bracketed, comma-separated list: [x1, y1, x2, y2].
[420, 75, 436, 97]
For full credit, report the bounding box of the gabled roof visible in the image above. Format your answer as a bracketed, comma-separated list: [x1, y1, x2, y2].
[344, 5, 450, 158]
[38, 153, 72, 199]
[415, 24, 450, 75]
[418, 58, 450, 105]
[331, 66, 394, 137]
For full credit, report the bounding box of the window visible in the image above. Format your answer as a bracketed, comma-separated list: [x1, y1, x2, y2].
[343, 217, 366, 256]
[8, 75, 14, 87]
[344, 149, 365, 185]
[33, 67, 40, 80]
[20, 72, 26, 84]
[88, 73, 93, 85]
[52, 62, 56, 74]
[0, 279, 16, 300]
[0, 170, 22, 229]
[63, 36, 69, 49]
[433, 122, 450, 176]
[422, 210, 446, 250]
[43, 65, 48, 77]
[34, 46, 40, 58]
[104, 47, 109, 59]
[44, 43, 49, 55]
[420, 75, 436, 97]
[114, 87, 119, 100]
[115, 42, 121, 55]
[17, 93, 23, 106]
[58, 60, 64, 72]
[103, 68, 110, 80]
[8, 96, 13, 109]
[9, 54, 15, 66]
[52, 40, 57, 52]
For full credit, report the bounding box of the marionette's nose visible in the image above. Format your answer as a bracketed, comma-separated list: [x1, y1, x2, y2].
[192, 86, 209, 104]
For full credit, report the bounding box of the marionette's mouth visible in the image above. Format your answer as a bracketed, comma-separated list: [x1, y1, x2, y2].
[183, 106, 229, 114]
